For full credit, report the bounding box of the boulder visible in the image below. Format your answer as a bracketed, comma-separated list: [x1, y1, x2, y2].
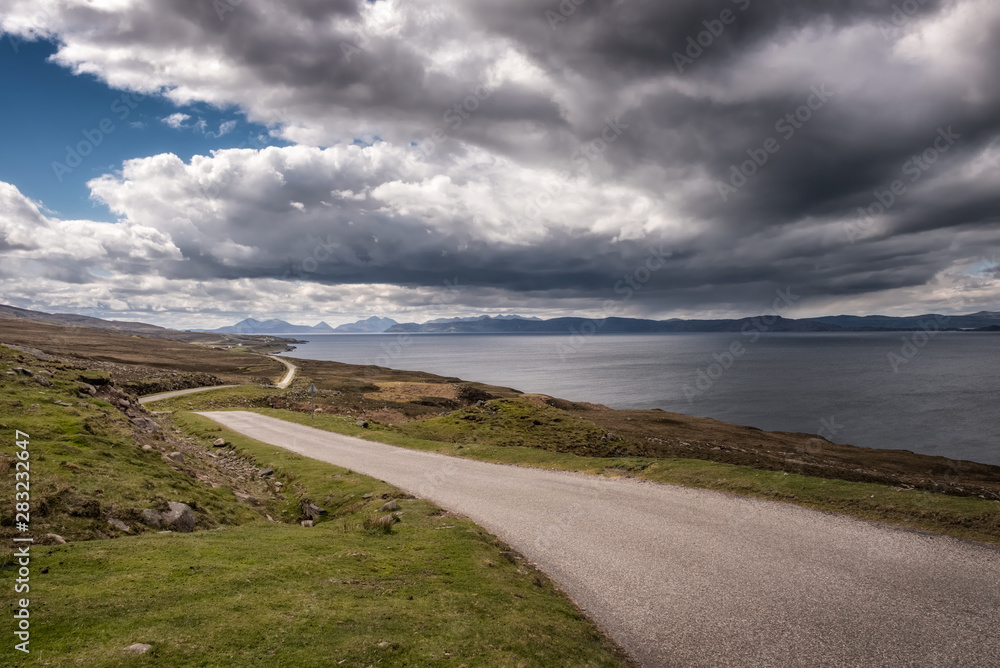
[166, 452, 184, 463]
[141, 509, 162, 526]
[34, 376, 53, 387]
[108, 518, 131, 532]
[379, 499, 400, 512]
[356, 419, 369, 428]
[300, 520, 314, 527]
[259, 468, 274, 477]
[143, 502, 196, 533]
[213, 438, 227, 447]
[162, 502, 196, 532]
[13, 367, 33, 377]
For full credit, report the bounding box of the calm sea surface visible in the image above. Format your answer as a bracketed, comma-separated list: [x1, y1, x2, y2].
[280, 332, 1000, 466]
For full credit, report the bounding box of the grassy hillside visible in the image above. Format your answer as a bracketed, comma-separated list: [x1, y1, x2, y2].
[0, 346, 279, 550]
[1, 345, 632, 667]
[0, 318, 288, 387]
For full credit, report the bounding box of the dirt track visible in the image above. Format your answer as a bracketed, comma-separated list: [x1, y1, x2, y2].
[199, 410, 1000, 668]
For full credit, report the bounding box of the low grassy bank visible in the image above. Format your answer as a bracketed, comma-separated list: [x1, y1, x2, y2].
[151, 388, 1000, 547]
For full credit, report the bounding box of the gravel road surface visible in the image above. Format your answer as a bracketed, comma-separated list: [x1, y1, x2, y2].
[199, 410, 1000, 668]
[138, 385, 237, 404]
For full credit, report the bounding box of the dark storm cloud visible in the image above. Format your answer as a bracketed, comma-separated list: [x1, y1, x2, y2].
[2, 0, 999, 321]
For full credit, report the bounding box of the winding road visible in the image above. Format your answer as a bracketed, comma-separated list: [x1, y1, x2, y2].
[270, 354, 297, 389]
[138, 385, 238, 404]
[139, 355, 297, 404]
[198, 410, 1000, 668]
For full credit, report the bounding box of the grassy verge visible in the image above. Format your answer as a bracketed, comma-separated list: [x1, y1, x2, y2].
[16, 414, 629, 667]
[149, 388, 1000, 547]
[24, 521, 625, 667]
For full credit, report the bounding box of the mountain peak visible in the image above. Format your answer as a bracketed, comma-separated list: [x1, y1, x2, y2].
[332, 316, 398, 333]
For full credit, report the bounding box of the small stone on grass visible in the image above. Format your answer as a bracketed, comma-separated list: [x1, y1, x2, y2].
[123, 643, 152, 654]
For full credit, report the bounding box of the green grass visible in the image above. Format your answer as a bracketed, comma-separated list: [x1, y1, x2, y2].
[1, 347, 631, 667]
[147, 389, 1000, 548]
[24, 524, 627, 667]
[12, 413, 630, 667]
[0, 350, 272, 551]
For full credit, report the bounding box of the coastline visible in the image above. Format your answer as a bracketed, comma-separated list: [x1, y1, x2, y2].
[268, 331, 1000, 468]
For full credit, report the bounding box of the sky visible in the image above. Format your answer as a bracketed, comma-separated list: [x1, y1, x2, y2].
[0, 0, 997, 329]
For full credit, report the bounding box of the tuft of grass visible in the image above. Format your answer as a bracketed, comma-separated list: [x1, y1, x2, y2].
[362, 514, 398, 534]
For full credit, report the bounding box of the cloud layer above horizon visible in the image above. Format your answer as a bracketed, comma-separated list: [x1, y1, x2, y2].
[1, 0, 998, 328]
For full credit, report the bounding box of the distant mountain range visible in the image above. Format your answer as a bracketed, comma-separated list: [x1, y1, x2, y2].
[198, 316, 401, 335]
[5, 304, 999, 338]
[198, 314, 541, 334]
[385, 311, 1000, 334]
[197, 318, 337, 335]
[423, 314, 542, 324]
[327, 316, 399, 333]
